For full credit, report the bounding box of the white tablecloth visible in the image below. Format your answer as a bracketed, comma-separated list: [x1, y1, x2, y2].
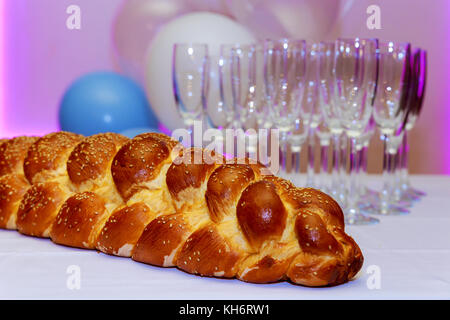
[0, 175, 449, 300]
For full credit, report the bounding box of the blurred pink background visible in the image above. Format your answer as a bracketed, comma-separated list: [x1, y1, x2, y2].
[1, 0, 449, 174]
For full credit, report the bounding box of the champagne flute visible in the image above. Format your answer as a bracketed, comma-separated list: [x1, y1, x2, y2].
[398, 49, 427, 198]
[304, 43, 321, 187]
[264, 39, 307, 172]
[172, 43, 209, 145]
[372, 41, 411, 215]
[334, 38, 379, 225]
[318, 42, 346, 206]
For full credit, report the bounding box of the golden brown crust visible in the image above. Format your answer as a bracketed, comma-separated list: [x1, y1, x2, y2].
[295, 209, 342, 256]
[166, 148, 218, 201]
[237, 180, 287, 250]
[268, 176, 344, 228]
[0, 136, 38, 177]
[67, 133, 128, 186]
[111, 133, 179, 200]
[16, 182, 69, 237]
[176, 224, 241, 278]
[238, 254, 291, 283]
[0, 131, 363, 287]
[96, 203, 155, 257]
[205, 164, 255, 223]
[50, 192, 108, 249]
[300, 188, 345, 228]
[332, 228, 364, 281]
[132, 212, 188, 266]
[0, 174, 29, 229]
[287, 252, 345, 286]
[24, 132, 84, 184]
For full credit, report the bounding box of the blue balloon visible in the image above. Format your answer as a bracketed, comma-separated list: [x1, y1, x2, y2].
[59, 71, 159, 135]
[120, 126, 161, 139]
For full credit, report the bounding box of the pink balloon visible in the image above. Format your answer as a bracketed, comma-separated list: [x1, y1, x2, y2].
[225, 0, 342, 41]
[111, 0, 191, 84]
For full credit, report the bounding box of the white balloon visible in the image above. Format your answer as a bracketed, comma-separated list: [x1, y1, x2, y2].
[144, 12, 256, 131]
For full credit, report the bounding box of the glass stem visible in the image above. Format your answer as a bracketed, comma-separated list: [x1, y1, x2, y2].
[346, 136, 359, 215]
[393, 144, 403, 202]
[330, 134, 342, 204]
[340, 134, 348, 206]
[245, 132, 258, 160]
[380, 134, 394, 214]
[185, 123, 194, 147]
[279, 130, 289, 173]
[320, 142, 329, 192]
[400, 131, 410, 190]
[292, 147, 301, 174]
[354, 142, 361, 197]
[306, 128, 315, 187]
[360, 145, 369, 196]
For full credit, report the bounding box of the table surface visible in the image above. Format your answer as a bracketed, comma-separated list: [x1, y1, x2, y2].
[1, 175, 449, 300]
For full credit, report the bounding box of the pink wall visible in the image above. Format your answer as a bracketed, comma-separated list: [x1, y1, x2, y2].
[2, 0, 122, 136]
[1, 0, 449, 174]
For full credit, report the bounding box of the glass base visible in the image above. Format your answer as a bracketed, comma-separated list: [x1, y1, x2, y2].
[358, 196, 378, 208]
[400, 193, 421, 202]
[360, 189, 415, 213]
[358, 190, 379, 205]
[345, 212, 379, 225]
[395, 199, 414, 208]
[358, 203, 379, 215]
[362, 204, 410, 216]
[344, 207, 379, 225]
[364, 188, 379, 198]
[408, 187, 426, 197]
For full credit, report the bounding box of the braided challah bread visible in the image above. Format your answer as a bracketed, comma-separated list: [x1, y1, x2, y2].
[0, 131, 363, 287]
